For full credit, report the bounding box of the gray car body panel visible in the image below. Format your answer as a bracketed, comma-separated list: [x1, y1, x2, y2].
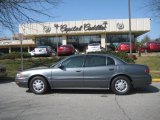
[15, 54, 152, 90]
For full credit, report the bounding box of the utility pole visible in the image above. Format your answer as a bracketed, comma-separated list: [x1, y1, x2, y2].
[20, 24, 25, 71]
[128, 0, 132, 54]
[103, 21, 108, 51]
[54, 24, 59, 56]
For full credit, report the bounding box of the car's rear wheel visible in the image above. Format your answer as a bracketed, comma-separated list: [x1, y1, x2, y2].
[111, 76, 131, 95]
[30, 76, 48, 94]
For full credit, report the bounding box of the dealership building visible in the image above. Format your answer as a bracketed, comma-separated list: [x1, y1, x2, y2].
[0, 18, 151, 53]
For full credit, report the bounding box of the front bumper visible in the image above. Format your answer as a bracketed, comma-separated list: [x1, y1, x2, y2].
[15, 78, 28, 88]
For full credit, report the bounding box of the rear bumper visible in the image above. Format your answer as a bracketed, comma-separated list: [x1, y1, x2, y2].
[132, 75, 152, 88]
[58, 51, 73, 55]
[34, 53, 49, 57]
[86, 49, 101, 53]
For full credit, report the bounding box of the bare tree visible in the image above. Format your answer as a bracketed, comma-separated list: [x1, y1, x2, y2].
[0, 0, 61, 35]
[147, 0, 160, 18]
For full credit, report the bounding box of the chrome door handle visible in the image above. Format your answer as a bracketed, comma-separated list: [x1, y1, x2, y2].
[109, 68, 114, 71]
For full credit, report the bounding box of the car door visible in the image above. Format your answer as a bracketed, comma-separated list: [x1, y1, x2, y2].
[51, 55, 85, 88]
[83, 55, 107, 88]
[105, 56, 117, 88]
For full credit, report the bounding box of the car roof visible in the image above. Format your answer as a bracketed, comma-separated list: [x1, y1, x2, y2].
[88, 43, 100, 46]
[36, 46, 50, 48]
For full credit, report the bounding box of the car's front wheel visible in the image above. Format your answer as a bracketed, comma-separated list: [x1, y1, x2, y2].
[111, 76, 131, 95]
[30, 76, 48, 94]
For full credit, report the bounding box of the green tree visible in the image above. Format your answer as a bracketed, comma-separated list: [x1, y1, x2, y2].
[155, 37, 160, 42]
[141, 35, 151, 44]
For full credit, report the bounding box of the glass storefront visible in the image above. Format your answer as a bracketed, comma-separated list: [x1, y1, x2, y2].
[106, 34, 135, 43]
[106, 34, 136, 49]
[67, 35, 101, 51]
[35, 34, 136, 52]
[35, 36, 63, 50]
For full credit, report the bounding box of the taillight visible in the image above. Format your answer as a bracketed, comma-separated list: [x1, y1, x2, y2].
[145, 68, 150, 74]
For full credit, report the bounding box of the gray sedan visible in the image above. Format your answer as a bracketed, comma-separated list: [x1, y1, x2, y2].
[15, 54, 152, 95]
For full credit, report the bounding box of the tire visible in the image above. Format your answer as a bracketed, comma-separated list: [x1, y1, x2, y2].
[29, 76, 48, 94]
[111, 76, 131, 95]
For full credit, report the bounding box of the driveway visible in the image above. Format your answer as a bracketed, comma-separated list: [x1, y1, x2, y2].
[0, 80, 160, 120]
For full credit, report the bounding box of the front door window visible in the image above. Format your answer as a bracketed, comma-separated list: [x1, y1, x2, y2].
[62, 56, 85, 68]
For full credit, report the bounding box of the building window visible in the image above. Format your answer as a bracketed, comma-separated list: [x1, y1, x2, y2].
[35, 36, 63, 49]
[67, 35, 101, 52]
[106, 34, 135, 43]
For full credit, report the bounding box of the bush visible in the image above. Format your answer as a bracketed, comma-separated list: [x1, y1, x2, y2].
[0, 52, 31, 60]
[87, 51, 136, 63]
[27, 57, 60, 67]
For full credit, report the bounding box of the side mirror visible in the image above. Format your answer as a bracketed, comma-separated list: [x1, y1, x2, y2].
[58, 64, 64, 69]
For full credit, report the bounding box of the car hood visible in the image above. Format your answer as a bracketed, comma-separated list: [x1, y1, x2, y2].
[23, 66, 49, 72]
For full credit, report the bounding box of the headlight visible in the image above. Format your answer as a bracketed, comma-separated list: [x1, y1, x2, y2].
[16, 72, 25, 79]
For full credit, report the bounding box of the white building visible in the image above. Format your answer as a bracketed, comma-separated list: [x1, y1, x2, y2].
[18, 18, 151, 52]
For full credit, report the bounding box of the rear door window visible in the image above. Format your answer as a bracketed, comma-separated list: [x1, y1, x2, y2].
[107, 57, 115, 65]
[85, 55, 106, 67]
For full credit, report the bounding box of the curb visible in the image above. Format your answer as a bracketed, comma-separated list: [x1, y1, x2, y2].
[152, 79, 160, 82]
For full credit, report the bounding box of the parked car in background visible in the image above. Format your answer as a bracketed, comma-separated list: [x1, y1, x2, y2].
[28, 50, 34, 56]
[140, 41, 160, 52]
[15, 54, 151, 95]
[58, 44, 78, 56]
[0, 52, 5, 57]
[86, 43, 104, 53]
[0, 65, 7, 78]
[29, 46, 56, 57]
[116, 42, 137, 53]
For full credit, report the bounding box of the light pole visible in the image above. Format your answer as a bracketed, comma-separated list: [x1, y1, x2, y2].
[20, 24, 25, 71]
[54, 24, 59, 56]
[103, 21, 108, 51]
[20, 34, 23, 71]
[128, 0, 132, 54]
[19, 33, 24, 71]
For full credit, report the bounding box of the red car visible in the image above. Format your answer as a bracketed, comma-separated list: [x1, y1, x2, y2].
[141, 42, 160, 52]
[58, 44, 76, 55]
[116, 42, 137, 53]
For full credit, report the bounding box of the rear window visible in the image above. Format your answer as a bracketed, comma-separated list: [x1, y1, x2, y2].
[60, 45, 74, 48]
[35, 48, 46, 51]
[88, 43, 100, 46]
[37, 46, 48, 48]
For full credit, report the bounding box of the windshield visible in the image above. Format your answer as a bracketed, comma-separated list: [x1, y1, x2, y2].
[49, 57, 66, 68]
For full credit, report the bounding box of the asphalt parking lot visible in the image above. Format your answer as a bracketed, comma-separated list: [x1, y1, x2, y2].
[0, 80, 160, 120]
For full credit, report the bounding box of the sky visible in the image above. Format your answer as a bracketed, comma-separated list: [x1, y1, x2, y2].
[1, 0, 159, 40]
